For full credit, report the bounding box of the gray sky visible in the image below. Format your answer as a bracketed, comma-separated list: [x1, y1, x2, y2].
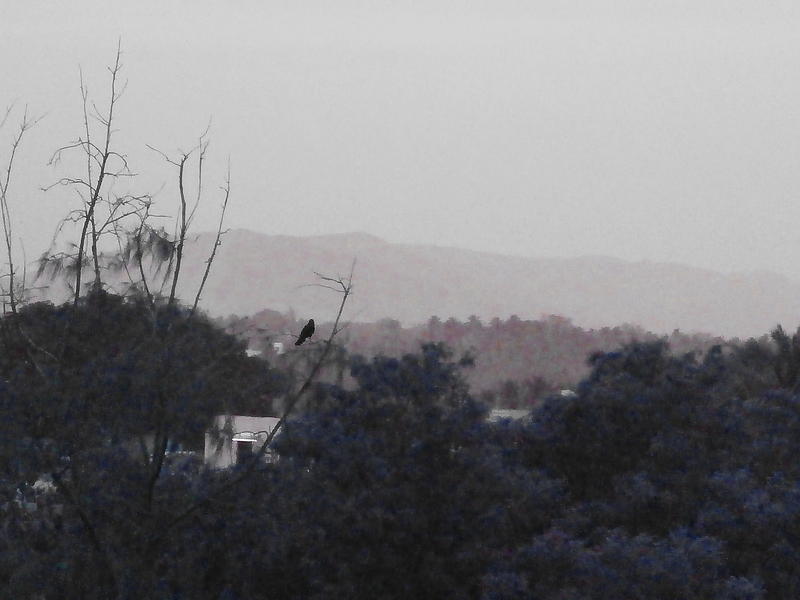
[4, 1, 800, 280]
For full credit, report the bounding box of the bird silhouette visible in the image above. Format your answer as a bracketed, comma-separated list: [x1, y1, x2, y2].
[295, 318, 315, 345]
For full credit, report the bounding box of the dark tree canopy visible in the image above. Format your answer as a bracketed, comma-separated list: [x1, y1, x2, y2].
[0, 289, 286, 480]
[5, 318, 800, 598]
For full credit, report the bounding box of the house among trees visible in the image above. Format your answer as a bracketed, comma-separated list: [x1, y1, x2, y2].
[203, 415, 280, 469]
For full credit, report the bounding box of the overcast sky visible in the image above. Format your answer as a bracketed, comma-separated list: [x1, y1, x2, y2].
[3, 1, 800, 280]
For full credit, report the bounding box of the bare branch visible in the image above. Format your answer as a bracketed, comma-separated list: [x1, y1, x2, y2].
[0, 103, 14, 131]
[80, 68, 94, 199]
[190, 159, 229, 316]
[145, 144, 180, 167]
[47, 139, 102, 167]
[186, 122, 211, 228]
[133, 216, 155, 309]
[97, 206, 146, 234]
[19, 237, 27, 303]
[297, 282, 342, 293]
[167, 154, 189, 305]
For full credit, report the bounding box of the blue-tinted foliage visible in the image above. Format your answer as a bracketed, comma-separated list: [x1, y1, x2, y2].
[6, 314, 800, 599]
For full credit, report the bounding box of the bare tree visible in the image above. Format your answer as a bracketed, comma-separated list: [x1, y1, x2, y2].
[41, 42, 136, 304]
[0, 104, 43, 313]
[141, 125, 210, 306]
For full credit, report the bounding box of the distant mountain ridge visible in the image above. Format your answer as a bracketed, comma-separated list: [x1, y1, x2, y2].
[70, 229, 800, 338]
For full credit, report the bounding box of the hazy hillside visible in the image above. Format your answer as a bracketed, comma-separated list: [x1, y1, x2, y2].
[149, 229, 798, 339]
[35, 229, 799, 339]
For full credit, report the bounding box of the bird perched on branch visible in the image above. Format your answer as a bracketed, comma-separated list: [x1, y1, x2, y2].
[295, 319, 315, 345]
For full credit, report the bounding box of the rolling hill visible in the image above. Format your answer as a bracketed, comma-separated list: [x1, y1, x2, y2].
[148, 229, 800, 339]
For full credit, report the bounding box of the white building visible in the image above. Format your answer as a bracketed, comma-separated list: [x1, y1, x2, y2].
[488, 408, 530, 422]
[204, 415, 281, 469]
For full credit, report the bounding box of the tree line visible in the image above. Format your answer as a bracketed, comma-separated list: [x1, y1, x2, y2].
[229, 309, 728, 409]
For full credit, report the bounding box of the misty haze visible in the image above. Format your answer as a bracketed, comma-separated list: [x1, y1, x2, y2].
[2, 2, 800, 598]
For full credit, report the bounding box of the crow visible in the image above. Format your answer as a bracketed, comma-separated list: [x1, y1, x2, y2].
[295, 318, 315, 345]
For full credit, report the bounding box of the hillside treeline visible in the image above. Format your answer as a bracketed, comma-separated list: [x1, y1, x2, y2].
[3, 291, 800, 597]
[224, 310, 729, 407]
